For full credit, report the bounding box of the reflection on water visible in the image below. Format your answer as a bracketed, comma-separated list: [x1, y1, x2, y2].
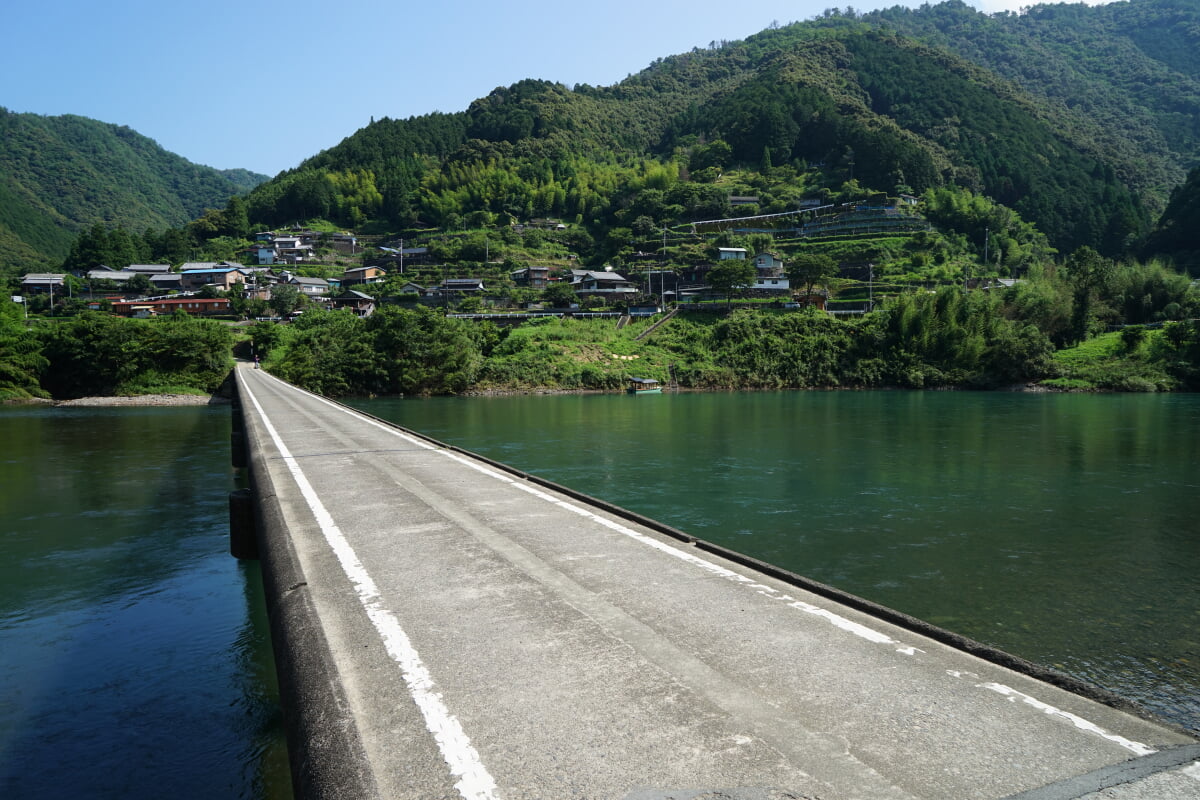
[353, 390, 1200, 734]
[0, 406, 290, 800]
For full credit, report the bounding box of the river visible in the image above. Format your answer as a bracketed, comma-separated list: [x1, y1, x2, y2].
[0, 405, 290, 800]
[351, 390, 1200, 735]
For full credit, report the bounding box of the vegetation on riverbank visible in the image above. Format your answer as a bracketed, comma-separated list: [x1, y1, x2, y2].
[5, 286, 1199, 403]
[0, 303, 232, 401]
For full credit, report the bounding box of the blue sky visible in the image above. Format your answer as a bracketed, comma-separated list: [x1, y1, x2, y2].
[4, 0, 1068, 177]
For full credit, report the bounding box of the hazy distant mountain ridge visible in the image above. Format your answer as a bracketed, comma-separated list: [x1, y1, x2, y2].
[0, 109, 268, 271]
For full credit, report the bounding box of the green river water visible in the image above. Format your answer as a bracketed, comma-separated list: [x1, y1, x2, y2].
[1, 390, 1197, 799]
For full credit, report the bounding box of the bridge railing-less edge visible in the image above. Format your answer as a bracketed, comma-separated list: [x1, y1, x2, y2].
[236, 369, 382, 800]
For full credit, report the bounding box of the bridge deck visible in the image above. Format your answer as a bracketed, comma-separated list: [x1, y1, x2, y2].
[236, 366, 1197, 800]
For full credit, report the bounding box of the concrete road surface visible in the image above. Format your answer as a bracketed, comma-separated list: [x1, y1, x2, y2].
[236, 365, 1198, 800]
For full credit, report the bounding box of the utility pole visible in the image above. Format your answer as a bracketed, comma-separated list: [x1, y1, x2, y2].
[661, 227, 668, 308]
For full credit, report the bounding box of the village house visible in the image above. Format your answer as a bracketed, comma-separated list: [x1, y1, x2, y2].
[272, 237, 314, 263]
[20, 273, 66, 294]
[717, 247, 748, 260]
[752, 275, 790, 293]
[511, 265, 551, 289]
[437, 278, 486, 295]
[677, 263, 713, 285]
[341, 266, 387, 286]
[279, 274, 330, 296]
[327, 289, 376, 317]
[126, 264, 172, 275]
[109, 297, 233, 318]
[753, 252, 785, 277]
[374, 247, 432, 270]
[150, 273, 183, 291]
[395, 281, 427, 296]
[571, 270, 637, 299]
[85, 268, 142, 285]
[179, 267, 247, 292]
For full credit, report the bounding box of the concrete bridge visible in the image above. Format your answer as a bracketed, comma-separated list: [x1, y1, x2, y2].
[232, 364, 1200, 800]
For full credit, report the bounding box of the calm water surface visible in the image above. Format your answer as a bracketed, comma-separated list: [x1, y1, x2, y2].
[0, 406, 290, 800]
[352, 390, 1200, 734]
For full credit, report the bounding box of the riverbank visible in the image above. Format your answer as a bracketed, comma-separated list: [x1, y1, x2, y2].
[54, 393, 229, 407]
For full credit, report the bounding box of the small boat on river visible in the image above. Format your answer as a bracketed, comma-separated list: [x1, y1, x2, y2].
[627, 377, 662, 395]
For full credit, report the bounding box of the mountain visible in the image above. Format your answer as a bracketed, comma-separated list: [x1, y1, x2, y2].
[848, 0, 1200, 201]
[235, 0, 1198, 263]
[1144, 165, 1200, 273]
[0, 109, 269, 273]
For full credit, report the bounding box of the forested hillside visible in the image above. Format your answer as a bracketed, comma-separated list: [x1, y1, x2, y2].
[855, 0, 1200, 200]
[1143, 164, 1200, 273]
[238, 0, 1197, 263]
[0, 109, 268, 275]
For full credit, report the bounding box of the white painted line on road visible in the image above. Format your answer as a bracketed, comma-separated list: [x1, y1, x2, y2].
[242, 378, 499, 800]
[978, 681, 1154, 756]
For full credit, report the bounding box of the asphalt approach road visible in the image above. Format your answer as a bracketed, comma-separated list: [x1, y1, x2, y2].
[236, 365, 1198, 800]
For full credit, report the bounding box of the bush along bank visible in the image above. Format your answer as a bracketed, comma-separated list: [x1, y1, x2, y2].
[248, 292, 1100, 397]
[0, 308, 233, 401]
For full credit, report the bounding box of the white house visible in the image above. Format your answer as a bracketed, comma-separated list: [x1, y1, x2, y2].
[572, 271, 637, 297]
[752, 276, 790, 293]
[283, 275, 330, 296]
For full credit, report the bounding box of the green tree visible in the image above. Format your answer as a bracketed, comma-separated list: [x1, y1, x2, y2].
[708, 259, 757, 307]
[1065, 246, 1112, 344]
[269, 284, 303, 317]
[0, 300, 48, 399]
[37, 313, 145, 397]
[542, 281, 578, 308]
[126, 273, 153, 296]
[367, 306, 482, 394]
[787, 253, 836, 298]
[222, 196, 251, 239]
[272, 310, 382, 395]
